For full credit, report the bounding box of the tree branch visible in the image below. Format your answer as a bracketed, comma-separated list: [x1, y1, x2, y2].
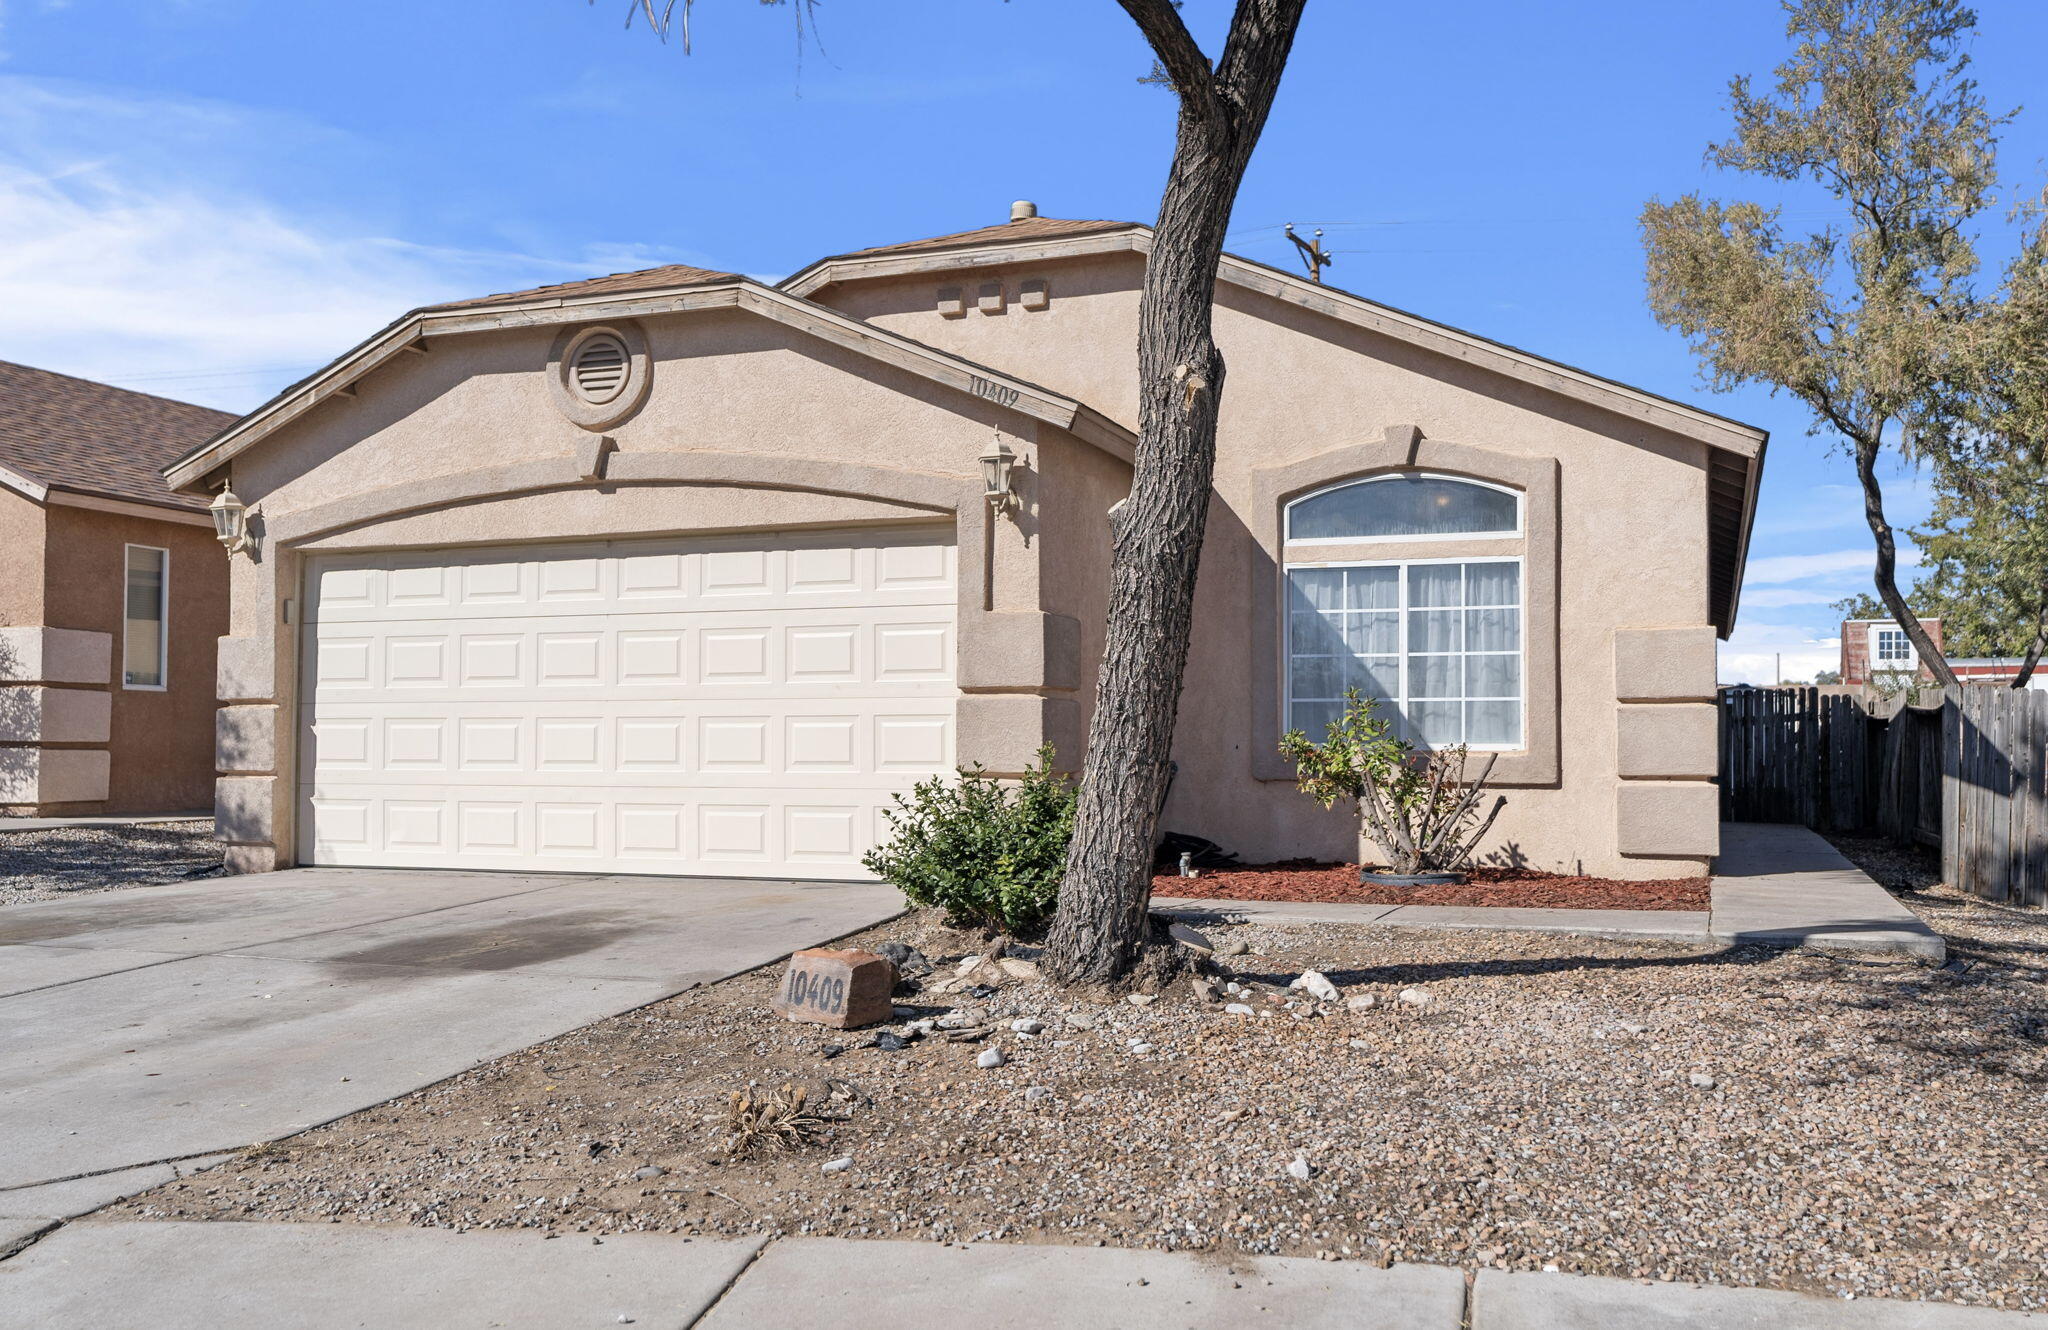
[1117, 0, 1219, 115]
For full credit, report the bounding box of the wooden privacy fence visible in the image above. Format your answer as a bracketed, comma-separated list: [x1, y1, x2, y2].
[1718, 684, 2047, 906]
[1945, 685, 2048, 907]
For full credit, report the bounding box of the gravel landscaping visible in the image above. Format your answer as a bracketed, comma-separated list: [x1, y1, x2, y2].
[0, 823, 224, 905]
[116, 892, 2048, 1310]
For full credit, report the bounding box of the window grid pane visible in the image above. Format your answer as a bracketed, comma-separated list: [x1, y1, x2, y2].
[1286, 560, 1522, 748]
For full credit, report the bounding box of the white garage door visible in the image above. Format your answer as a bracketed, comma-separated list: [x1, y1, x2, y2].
[297, 528, 957, 878]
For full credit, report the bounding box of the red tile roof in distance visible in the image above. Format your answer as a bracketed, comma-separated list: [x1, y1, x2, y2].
[0, 360, 236, 511]
[422, 263, 741, 312]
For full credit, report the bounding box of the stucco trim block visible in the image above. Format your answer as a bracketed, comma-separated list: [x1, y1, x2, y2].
[217, 704, 279, 776]
[1616, 704, 1718, 780]
[958, 694, 1081, 774]
[0, 747, 110, 804]
[1615, 626, 1718, 702]
[0, 627, 112, 686]
[0, 686, 111, 744]
[1616, 782, 1720, 858]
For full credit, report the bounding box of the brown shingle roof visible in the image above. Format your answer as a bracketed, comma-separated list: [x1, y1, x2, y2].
[422, 263, 741, 312]
[0, 361, 236, 512]
[838, 217, 1139, 260]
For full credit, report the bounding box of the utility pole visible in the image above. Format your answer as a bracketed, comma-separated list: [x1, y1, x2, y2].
[1285, 223, 1334, 283]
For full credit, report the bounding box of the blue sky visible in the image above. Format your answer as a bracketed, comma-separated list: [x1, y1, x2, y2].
[2, 0, 2043, 684]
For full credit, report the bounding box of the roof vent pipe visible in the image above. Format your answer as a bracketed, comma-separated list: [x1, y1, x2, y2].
[1010, 200, 1038, 222]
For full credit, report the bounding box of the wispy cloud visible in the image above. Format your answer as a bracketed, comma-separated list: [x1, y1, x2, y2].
[1742, 587, 1845, 609]
[1718, 621, 1842, 686]
[1743, 545, 1921, 587]
[0, 76, 706, 411]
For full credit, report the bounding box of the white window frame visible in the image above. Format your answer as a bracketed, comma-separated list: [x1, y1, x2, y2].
[122, 543, 170, 692]
[1283, 472, 1524, 546]
[1870, 623, 1915, 667]
[1283, 552, 1526, 751]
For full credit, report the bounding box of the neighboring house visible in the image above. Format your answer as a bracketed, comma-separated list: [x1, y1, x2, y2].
[1947, 658, 2048, 689]
[1840, 616, 1944, 687]
[164, 205, 1766, 882]
[0, 361, 234, 815]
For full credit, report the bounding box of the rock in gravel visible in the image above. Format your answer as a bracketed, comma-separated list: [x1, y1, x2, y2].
[1130, 1043, 1155, 1056]
[631, 1166, 665, 1180]
[1286, 1156, 1313, 1181]
[976, 1048, 1006, 1069]
[997, 958, 1042, 982]
[1215, 939, 1249, 958]
[1224, 1003, 1256, 1016]
[821, 1157, 853, 1174]
[1345, 994, 1378, 1013]
[1291, 970, 1341, 1002]
[1167, 921, 1217, 953]
[871, 1033, 910, 1052]
[1191, 978, 1221, 1003]
[1010, 1018, 1047, 1034]
[935, 1011, 979, 1030]
[1688, 1072, 1717, 1090]
[1024, 1086, 1053, 1103]
[1399, 987, 1432, 1007]
[1621, 1021, 1648, 1035]
[1062, 1012, 1095, 1030]
[873, 943, 933, 977]
[1126, 993, 1158, 1007]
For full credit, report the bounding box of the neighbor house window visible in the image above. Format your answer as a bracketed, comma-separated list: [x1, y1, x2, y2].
[123, 545, 168, 689]
[1873, 625, 1915, 666]
[1286, 472, 1520, 542]
[1286, 559, 1523, 748]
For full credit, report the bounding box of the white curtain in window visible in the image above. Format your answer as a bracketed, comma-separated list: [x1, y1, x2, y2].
[1287, 559, 1521, 748]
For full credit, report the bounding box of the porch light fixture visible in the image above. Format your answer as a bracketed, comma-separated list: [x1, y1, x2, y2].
[979, 433, 1018, 511]
[209, 483, 251, 555]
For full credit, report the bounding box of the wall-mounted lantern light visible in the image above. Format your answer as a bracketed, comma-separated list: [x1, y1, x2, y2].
[978, 433, 1018, 511]
[209, 483, 251, 555]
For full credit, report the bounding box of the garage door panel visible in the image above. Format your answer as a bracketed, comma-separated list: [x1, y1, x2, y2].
[300, 529, 954, 878]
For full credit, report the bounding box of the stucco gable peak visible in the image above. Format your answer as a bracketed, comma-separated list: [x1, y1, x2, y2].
[161, 277, 1135, 493]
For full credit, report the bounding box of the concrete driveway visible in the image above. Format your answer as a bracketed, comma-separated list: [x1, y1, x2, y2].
[0, 869, 901, 1208]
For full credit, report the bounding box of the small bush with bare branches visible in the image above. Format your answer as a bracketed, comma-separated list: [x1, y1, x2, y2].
[714, 1083, 828, 1159]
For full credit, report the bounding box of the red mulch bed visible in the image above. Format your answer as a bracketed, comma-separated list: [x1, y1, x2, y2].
[1153, 862, 1710, 912]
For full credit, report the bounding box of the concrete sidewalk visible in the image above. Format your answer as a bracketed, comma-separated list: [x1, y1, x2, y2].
[1162, 822, 1945, 962]
[0, 870, 901, 1203]
[1711, 822, 1945, 961]
[0, 1222, 2032, 1329]
[0, 812, 210, 833]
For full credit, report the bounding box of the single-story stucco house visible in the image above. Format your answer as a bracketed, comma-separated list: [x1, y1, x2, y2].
[164, 205, 1765, 883]
[1, 361, 234, 816]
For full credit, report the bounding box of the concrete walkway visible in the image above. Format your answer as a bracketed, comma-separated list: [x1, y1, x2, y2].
[0, 870, 901, 1204]
[1710, 822, 1946, 961]
[0, 812, 211, 833]
[0, 1222, 2032, 1329]
[1162, 822, 1945, 962]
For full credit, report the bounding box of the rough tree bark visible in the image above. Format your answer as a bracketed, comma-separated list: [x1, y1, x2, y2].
[1852, 435, 1958, 687]
[1043, 0, 1308, 984]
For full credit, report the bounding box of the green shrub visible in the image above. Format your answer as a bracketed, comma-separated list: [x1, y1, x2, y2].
[861, 745, 1075, 936]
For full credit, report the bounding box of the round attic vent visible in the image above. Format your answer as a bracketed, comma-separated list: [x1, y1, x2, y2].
[569, 331, 631, 404]
[547, 321, 651, 431]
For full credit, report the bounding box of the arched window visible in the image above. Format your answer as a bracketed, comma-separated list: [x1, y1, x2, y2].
[1286, 473, 1519, 543]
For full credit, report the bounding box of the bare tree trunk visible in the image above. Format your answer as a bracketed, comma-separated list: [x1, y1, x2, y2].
[1043, 0, 1307, 984]
[1854, 436, 1958, 688]
[2011, 597, 2048, 688]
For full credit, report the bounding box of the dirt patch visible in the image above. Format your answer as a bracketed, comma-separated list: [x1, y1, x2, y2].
[1154, 862, 1711, 911]
[114, 901, 2048, 1310]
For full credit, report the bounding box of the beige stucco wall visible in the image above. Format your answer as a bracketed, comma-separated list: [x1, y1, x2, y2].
[816, 254, 1720, 877]
[200, 306, 1098, 871]
[0, 485, 47, 628]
